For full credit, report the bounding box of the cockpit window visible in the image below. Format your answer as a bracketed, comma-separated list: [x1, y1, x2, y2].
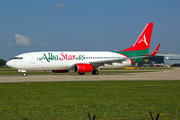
[12, 57, 23, 60]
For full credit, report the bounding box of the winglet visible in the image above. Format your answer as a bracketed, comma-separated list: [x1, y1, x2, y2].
[150, 44, 161, 56]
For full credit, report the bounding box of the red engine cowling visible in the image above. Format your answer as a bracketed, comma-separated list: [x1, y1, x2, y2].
[52, 70, 69, 73]
[74, 63, 93, 73]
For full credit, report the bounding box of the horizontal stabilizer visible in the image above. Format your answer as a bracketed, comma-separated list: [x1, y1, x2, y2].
[157, 49, 174, 54]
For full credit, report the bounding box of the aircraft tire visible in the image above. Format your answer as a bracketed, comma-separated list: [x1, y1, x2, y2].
[92, 70, 99, 75]
[23, 73, 27, 76]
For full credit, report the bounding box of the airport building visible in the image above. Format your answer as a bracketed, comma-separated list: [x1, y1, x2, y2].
[138, 53, 180, 67]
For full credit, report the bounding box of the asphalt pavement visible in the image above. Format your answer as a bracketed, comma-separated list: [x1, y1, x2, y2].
[0, 68, 180, 83]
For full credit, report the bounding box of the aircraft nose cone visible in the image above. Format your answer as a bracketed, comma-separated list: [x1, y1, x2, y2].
[6, 61, 10, 66]
[6, 61, 13, 68]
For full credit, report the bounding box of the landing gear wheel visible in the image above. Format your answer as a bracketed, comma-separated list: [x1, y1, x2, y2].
[79, 73, 85, 75]
[92, 70, 99, 75]
[23, 73, 27, 76]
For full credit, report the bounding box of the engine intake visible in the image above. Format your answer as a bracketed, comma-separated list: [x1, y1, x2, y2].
[74, 63, 93, 73]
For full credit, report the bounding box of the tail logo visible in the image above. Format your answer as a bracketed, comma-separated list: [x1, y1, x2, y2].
[138, 35, 148, 46]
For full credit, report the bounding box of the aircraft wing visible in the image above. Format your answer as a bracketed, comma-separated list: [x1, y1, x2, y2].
[90, 44, 161, 67]
[90, 56, 145, 67]
[142, 44, 162, 56]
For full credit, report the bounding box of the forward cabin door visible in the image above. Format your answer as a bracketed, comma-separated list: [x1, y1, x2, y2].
[29, 54, 35, 64]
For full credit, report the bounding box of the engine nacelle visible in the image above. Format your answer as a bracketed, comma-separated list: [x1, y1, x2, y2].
[52, 70, 69, 73]
[74, 63, 93, 73]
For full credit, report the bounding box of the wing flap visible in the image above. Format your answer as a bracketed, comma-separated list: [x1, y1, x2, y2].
[90, 58, 126, 67]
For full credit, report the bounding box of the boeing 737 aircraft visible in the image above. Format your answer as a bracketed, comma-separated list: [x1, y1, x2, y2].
[6, 23, 161, 76]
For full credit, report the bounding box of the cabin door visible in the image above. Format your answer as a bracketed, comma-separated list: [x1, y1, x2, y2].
[29, 54, 35, 64]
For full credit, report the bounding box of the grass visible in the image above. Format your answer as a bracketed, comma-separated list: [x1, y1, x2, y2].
[0, 81, 180, 119]
[0, 66, 179, 119]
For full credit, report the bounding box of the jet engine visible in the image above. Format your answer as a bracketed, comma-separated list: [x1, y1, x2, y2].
[74, 63, 93, 73]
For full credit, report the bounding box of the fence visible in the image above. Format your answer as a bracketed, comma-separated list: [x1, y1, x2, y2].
[0, 104, 180, 120]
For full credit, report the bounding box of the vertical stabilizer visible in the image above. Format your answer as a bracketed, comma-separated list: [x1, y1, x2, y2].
[121, 23, 153, 51]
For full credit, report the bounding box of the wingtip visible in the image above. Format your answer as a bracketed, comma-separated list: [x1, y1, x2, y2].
[150, 43, 161, 56]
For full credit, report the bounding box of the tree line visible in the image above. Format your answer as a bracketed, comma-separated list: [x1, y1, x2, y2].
[0, 59, 7, 67]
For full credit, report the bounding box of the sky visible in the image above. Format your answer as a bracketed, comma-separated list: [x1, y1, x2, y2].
[1, 0, 180, 60]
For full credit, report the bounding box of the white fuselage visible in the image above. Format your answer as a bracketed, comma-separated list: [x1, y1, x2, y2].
[6, 51, 132, 71]
[6, 23, 156, 76]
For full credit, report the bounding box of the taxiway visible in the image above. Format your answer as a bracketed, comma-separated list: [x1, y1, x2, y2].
[0, 68, 180, 83]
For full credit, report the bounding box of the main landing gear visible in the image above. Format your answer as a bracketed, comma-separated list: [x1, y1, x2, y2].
[92, 70, 99, 75]
[78, 70, 99, 75]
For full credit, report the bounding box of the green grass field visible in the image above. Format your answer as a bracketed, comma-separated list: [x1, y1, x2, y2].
[0, 81, 179, 119]
[0, 67, 178, 119]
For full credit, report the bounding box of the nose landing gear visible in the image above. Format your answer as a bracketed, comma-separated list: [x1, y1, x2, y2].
[23, 72, 27, 76]
[18, 69, 27, 76]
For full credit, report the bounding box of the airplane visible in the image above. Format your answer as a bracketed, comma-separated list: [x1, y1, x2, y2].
[6, 23, 161, 76]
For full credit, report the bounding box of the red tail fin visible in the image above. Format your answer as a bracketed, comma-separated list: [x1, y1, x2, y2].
[122, 23, 153, 51]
